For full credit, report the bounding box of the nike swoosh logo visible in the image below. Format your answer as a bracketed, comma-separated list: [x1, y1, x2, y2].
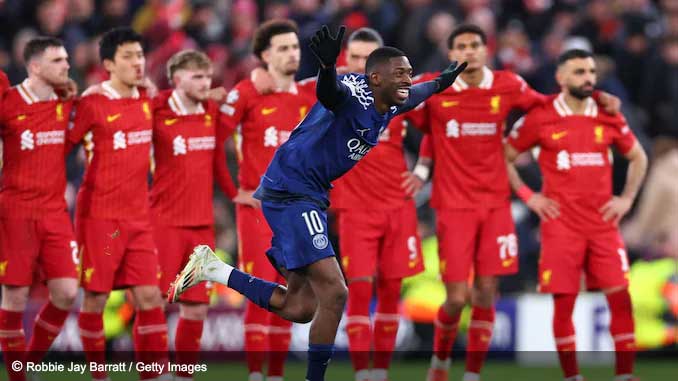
[442, 101, 458, 107]
[551, 131, 568, 140]
[261, 107, 277, 115]
[165, 118, 178, 126]
[107, 114, 121, 123]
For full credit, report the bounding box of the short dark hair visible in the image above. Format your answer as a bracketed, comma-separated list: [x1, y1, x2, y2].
[557, 49, 593, 66]
[251, 19, 299, 60]
[23, 36, 64, 63]
[447, 24, 487, 49]
[365, 46, 406, 74]
[99, 27, 143, 62]
[347, 27, 383, 47]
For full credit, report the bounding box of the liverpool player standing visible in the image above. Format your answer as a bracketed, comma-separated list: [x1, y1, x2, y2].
[151, 49, 241, 381]
[0, 37, 77, 381]
[330, 28, 425, 381]
[68, 28, 168, 381]
[217, 20, 315, 381]
[505, 49, 647, 381]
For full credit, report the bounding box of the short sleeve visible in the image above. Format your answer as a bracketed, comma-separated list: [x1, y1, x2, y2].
[218, 81, 253, 133]
[508, 73, 547, 111]
[611, 114, 636, 155]
[507, 112, 541, 152]
[69, 96, 97, 144]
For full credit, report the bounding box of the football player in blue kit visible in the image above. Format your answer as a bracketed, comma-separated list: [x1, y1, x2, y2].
[168, 25, 466, 381]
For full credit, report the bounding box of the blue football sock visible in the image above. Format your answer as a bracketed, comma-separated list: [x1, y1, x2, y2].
[226, 268, 278, 310]
[306, 343, 334, 381]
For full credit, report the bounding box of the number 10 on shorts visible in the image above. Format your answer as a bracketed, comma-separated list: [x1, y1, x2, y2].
[302, 210, 325, 235]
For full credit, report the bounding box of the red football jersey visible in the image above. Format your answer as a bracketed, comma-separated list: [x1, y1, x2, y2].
[150, 90, 236, 226]
[69, 83, 153, 219]
[220, 78, 316, 190]
[507, 93, 636, 232]
[0, 70, 10, 94]
[408, 68, 545, 209]
[0, 81, 72, 218]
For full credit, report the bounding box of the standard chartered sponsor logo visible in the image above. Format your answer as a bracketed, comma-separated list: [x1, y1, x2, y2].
[556, 150, 605, 171]
[19, 129, 65, 150]
[346, 138, 371, 161]
[20, 130, 35, 150]
[113, 129, 152, 150]
[173, 135, 215, 155]
[173, 135, 187, 155]
[263, 126, 291, 147]
[445, 119, 497, 138]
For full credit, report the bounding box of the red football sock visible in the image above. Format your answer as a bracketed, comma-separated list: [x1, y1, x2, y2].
[174, 317, 204, 379]
[373, 278, 401, 371]
[432, 306, 461, 361]
[465, 305, 495, 374]
[606, 289, 636, 376]
[553, 294, 579, 378]
[0, 309, 26, 381]
[267, 314, 292, 377]
[133, 307, 169, 380]
[78, 311, 107, 380]
[244, 303, 269, 376]
[26, 302, 70, 364]
[346, 281, 372, 374]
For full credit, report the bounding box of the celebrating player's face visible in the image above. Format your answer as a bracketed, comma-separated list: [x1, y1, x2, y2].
[346, 40, 380, 74]
[263, 32, 300, 76]
[105, 42, 145, 87]
[175, 67, 213, 102]
[35, 46, 70, 87]
[558, 57, 597, 100]
[449, 33, 487, 72]
[379, 56, 413, 106]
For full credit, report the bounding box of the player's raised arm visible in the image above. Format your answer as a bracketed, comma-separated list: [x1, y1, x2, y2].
[310, 25, 350, 110]
[395, 61, 467, 115]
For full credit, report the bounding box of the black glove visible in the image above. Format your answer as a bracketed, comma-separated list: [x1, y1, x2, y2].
[309, 25, 346, 68]
[434, 61, 468, 93]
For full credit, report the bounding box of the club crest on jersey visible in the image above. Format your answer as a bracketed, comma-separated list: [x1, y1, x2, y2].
[56, 103, 64, 121]
[490, 95, 501, 114]
[341, 74, 374, 110]
[143, 102, 151, 120]
[204, 114, 212, 126]
[594, 126, 604, 143]
[312, 234, 329, 250]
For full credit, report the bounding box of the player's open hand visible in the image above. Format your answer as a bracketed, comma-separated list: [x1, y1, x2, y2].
[309, 25, 346, 69]
[233, 188, 261, 209]
[401, 171, 425, 197]
[251, 67, 275, 95]
[599, 196, 632, 225]
[434, 61, 468, 93]
[141, 77, 158, 98]
[526, 193, 560, 221]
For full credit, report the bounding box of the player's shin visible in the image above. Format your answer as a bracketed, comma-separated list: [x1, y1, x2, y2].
[306, 343, 334, 381]
[78, 311, 108, 380]
[553, 294, 580, 379]
[0, 309, 26, 381]
[244, 304, 268, 380]
[267, 314, 292, 379]
[464, 306, 495, 380]
[133, 307, 169, 380]
[373, 278, 402, 380]
[26, 302, 70, 364]
[346, 281, 372, 378]
[606, 288, 636, 378]
[174, 315, 204, 381]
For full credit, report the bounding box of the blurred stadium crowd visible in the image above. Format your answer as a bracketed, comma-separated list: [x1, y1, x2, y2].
[0, 0, 676, 324]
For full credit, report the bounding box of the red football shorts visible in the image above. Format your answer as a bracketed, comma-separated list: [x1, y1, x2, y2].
[436, 204, 518, 283]
[154, 224, 214, 303]
[338, 202, 424, 280]
[76, 217, 159, 292]
[236, 204, 283, 283]
[0, 213, 78, 286]
[538, 218, 629, 294]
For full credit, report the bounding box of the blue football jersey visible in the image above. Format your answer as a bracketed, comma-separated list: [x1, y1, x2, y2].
[258, 73, 401, 206]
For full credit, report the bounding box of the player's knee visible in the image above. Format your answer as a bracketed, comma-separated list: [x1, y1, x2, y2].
[180, 303, 208, 320]
[133, 286, 164, 309]
[50, 285, 78, 309]
[444, 293, 466, 313]
[82, 292, 109, 312]
[0, 286, 30, 311]
[329, 282, 348, 311]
